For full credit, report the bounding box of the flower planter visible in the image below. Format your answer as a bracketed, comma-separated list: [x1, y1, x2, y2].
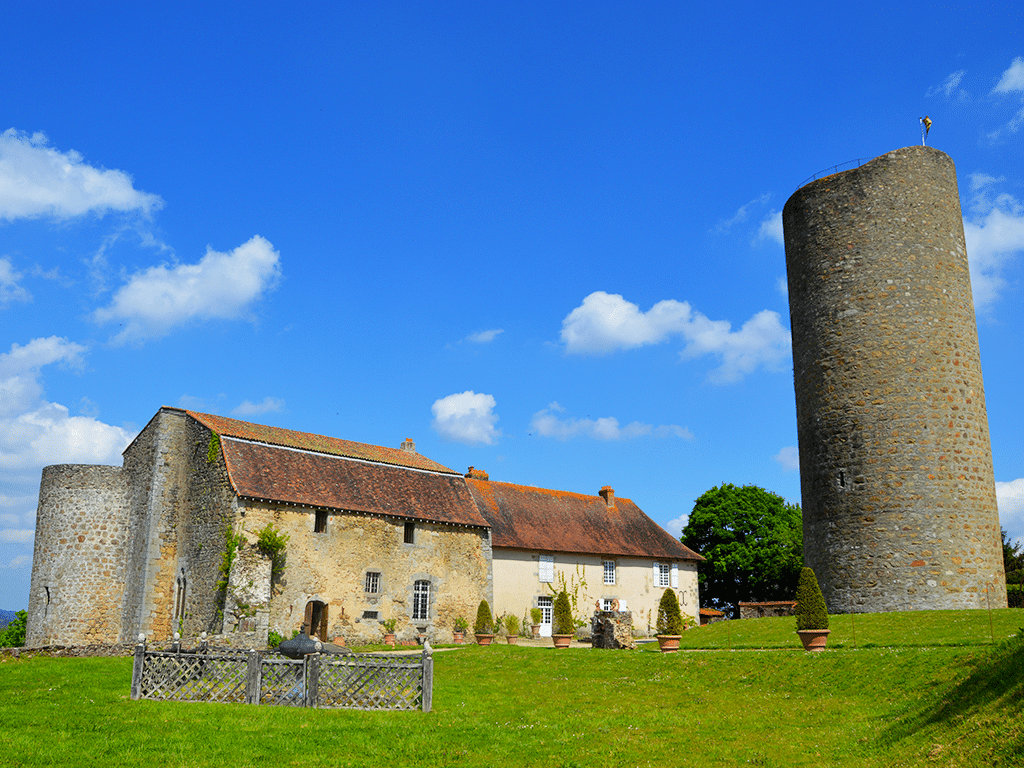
[531, 624, 540, 639]
[551, 634, 573, 649]
[383, 633, 395, 647]
[475, 633, 495, 646]
[506, 635, 519, 645]
[656, 634, 681, 653]
[797, 629, 830, 652]
[452, 631, 465, 645]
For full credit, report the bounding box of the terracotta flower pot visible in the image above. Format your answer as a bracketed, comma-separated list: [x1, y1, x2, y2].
[475, 633, 495, 646]
[531, 624, 541, 639]
[656, 635, 681, 653]
[453, 631, 465, 644]
[797, 629, 831, 652]
[506, 635, 519, 645]
[551, 634, 573, 649]
[383, 633, 395, 647]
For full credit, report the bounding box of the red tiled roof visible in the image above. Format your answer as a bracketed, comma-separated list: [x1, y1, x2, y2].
[219, 438, 489, 527]
[187, 410, 457, 474]
[700, 608, 724, 616]
[465, 478, 703, 561]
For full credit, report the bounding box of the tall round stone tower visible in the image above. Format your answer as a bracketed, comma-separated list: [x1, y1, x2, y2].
[782, 145, 1006, 613]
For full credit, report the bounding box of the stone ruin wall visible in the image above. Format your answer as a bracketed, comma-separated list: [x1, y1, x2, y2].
[783, 146, 1006, 613]
[26, 465, 131, 645]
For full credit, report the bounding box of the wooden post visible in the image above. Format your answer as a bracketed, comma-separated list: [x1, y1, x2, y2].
[245, 650, 261, 705]
[130, 642, 145, 700]
[421, 648, 433, 713]
[304, 653, 320, 708]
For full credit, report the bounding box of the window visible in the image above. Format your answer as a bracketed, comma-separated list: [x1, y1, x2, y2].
[537, 596, 553, 625]
[601, 598, 615, 611]
[364, 571, 380, 594]
[655, 562, 670, 587]
[404, 522, 415, 544]
[539, 555, 554, 583]
[603, 560, 616, 585]
[173, 572, 187, 626]
[314, 509, 328, 533]
[413, 580, 430, 620]
[362, 610, 378, 620]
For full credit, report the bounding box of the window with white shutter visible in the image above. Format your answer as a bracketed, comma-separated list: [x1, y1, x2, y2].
[654, 562, 670, 587]
[539, 555, 554, 583]
[671, 562, 679, 588]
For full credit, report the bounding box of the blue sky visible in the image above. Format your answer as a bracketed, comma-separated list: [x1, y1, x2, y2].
[2, 3, 1023, 610]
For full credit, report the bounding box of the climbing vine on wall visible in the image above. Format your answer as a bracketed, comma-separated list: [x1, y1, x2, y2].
[206, 432, 221, 463]
[256, 523, 289, 577]
[547, 565, 589, 628]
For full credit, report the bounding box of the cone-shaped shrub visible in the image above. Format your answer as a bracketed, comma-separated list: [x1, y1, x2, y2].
[656, 588, 684, 635]
[794, 567, 829, 630]
[474, 600, 493, 634]
[553, 590, 574, 635]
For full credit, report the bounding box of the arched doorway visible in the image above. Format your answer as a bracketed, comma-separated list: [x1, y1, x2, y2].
[304, 600, 328, 640]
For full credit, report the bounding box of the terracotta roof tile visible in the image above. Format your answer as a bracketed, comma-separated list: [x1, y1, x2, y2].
[220, 438, 488, 527]
[187, 410, 456, 474]
[465, 478, 703, 561]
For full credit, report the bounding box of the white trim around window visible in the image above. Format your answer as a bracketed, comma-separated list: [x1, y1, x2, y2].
[539, 554, 554, 583]
[603, 560, 616, 585]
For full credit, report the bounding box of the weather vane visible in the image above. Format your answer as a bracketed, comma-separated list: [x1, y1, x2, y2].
[920, 116, 932, 145]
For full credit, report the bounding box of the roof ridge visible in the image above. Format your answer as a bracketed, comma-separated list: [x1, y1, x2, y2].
[468, 477, 633, 503]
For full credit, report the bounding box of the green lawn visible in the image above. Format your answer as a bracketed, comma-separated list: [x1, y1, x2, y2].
[2, 609, 1022, 768]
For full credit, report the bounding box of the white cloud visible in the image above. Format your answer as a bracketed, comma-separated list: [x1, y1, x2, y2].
[431, 391, 501, 445]
[93, 235, 282, 343]
[774, 446, 800, 472]
[530, 402, 693, 441]
[927, 70, 967, 98]
[996, 478, 1024, 544]
[962, 189, 1024, 310]
[0, 337, 135, 471]
[716, 193, 770, 233]
[992, 57, 1024, 93]
[0, 529, 34, 544]
[0, 257, 31, 307]
[4, 555, 32, 569]
[231, 397, 286, 416]
[560, 291, 791, 383]
[758, 210, 784, 246]
[666, 514, 689, 538]
[970, 173, 1004, 192]
[466, 329, 504, 344]
[0, 129, 163, 221]
[776, 276, 789, 297]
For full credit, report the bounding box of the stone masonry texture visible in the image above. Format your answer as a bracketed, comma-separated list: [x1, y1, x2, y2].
[783, 146, 1006, 613]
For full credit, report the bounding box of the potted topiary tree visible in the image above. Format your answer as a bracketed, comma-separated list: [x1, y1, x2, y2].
[504, 614, 520, 644]
[530, 607, 542, 639]
[381, 618, 397, 647]
[795, 567, 830, 651]
[452, 616, 469, 644]
[474, 600, 495, 646]
[552, 590, 574, 648]
[655, 588, 684, 652]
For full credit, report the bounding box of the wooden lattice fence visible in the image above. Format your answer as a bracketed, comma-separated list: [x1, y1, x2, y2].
[130, 642, 432, 711]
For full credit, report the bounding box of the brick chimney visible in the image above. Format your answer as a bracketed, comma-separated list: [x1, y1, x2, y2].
[465, 466, 489, 481]
[599, 486, 615, 508]
[400, 438, 416, 453]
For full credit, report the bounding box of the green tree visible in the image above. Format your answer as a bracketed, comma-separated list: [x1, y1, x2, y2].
[0, 610, 27, 647]
[794, 568, 829, 631]
[656, 588, 683, 635]
[681, 483, 802, 619]
[552, 591, 574, 635]
[474, 600, 493, 634]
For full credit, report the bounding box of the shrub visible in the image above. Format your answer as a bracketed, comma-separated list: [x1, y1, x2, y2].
[553, 591, 574, 635]
[0, 610, 27, 647]
[794, 567, 829, 630]
[505, 614, 520, 636]
[453, 616, 469, 633]
[267, 630, 283, 649]
[256, 523, 290, 576]
[474, 600, 493, 634]
[530, 607, 542, 625]
[656, 588, 684, 635]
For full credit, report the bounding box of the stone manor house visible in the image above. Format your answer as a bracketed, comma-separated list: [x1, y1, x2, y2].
[27, 406, 701, 647]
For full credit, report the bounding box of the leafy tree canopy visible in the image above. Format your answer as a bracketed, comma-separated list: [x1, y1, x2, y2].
[1002, 528, 1024, 579]
[681, 483, 802, 618]
[0, 609, 27, 647]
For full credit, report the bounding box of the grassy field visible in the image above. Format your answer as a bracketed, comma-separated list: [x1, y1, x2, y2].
[2, 609, 1022, 768]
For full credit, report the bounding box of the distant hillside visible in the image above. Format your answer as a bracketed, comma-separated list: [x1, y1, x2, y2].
[0, 609, 18, 629]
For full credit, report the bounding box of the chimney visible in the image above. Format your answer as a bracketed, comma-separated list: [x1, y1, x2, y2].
[599, 486, 615, 508]
[465, 466, 490, 481]
[400, 438, 416, 453]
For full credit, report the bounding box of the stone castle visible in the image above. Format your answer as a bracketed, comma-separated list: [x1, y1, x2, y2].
[783, 145, 1007, 613]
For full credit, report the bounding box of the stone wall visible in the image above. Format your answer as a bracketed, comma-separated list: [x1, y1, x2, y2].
[783, 146, 1006, 612]
[26, 465, 131, 645]
[236, 500, 492, 645]
[739, 601, 796, 619]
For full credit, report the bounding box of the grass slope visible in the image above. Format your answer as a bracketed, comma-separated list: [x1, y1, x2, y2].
[1, 609, 1021, 768]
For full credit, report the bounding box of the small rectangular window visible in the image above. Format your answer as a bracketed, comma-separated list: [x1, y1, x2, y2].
[362, 610, 378, 620]
[413, 580, 430, 620]
[603, 560, 616, 585]
[364, 571, 380, 594]
[404, 521, 415, 544]
[654, 562, 670, 587]
[314, 509, 328, 533]
[601, 598, 615, 611]
[539, 555, 554, 583]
